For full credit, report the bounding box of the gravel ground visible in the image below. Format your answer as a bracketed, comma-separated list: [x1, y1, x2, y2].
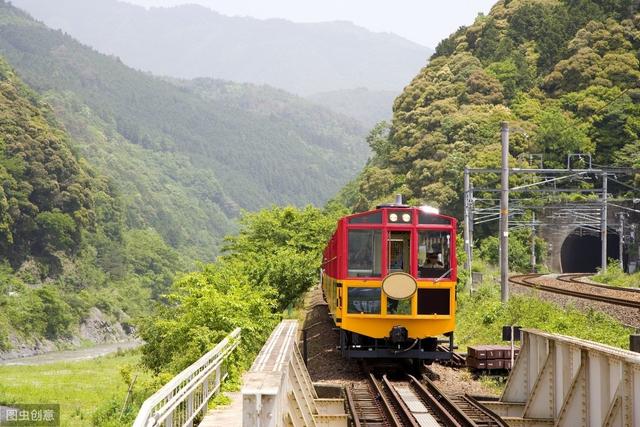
[539, 275, 640, 303]
[510, 275, 640, 328]
[428, 364, 499, 396]
[301, 285, 362, 385]
[301, 285, 498, 396]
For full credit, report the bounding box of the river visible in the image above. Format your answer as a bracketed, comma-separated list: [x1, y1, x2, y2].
[0, 340, 142, 366]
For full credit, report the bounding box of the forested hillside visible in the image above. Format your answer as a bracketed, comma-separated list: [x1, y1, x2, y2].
[0, 1, 367, 260]
[0, 56, 184, 351]
[342, 0, 640, 216]
[11, 0, 431, 95]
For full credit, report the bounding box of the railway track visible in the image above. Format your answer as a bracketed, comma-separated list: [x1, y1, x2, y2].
[436, 345, 466, 368]
[347, 373, 507, 426]
[510, 273, 640, 309]
[556, 273, 640, 294]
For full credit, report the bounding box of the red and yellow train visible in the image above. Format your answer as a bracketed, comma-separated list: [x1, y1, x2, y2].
[321, 197, 457, 364]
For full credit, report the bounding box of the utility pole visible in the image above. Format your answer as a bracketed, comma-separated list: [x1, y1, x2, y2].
[601, 173, 608, 272]
[500, 122, 509, 303]
[463, 167, 473, 287]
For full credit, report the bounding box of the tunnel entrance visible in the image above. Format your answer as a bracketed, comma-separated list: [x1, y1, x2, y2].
[561, 231, 620, 273]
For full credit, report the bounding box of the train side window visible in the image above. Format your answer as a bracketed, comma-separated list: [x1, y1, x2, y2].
[347, 287, 381, 314]
[417, 231, 451, 278]
[348, 230, 382, 277]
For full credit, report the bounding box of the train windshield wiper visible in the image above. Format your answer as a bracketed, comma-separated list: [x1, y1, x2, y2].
[434, 268, 453, 283]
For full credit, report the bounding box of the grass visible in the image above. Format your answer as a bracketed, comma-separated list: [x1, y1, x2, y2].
[456, 279, 633, 352]
[592, 261, 640, 288]
[0, 351, 152, 426]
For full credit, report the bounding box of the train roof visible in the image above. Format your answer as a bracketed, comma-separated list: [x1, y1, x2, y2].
[342, 205, 457, 225]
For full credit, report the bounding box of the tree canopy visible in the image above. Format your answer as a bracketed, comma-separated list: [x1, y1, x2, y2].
[339, 1, 640, 218]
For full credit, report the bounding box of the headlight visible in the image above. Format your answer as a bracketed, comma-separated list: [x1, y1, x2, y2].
[402, 213, 411, 223]
[389, 213, 398, 222]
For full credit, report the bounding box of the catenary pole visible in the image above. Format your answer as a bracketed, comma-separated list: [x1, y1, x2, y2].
[601, 173, 608, 272]
[619, 213, 624, 268]
[531, 211, 536, 272]
[463, 167, 473, 287]
[500, 122, 509, 303]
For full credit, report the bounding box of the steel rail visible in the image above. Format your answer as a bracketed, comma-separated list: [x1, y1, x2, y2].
[510, 274, 640, 309]
[345, 387, 362, 427]
[461, 394, 509, 427]
[407, 375, 464, 426]
[381, 375, 420, 427]
[557, 273, 640, 294]
[416, 374, 507, 427]
[357, 373, 509, 427]
[369, 373, 402, 427]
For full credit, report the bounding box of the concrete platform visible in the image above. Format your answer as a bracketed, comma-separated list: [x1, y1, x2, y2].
[199, 392, 242, 426]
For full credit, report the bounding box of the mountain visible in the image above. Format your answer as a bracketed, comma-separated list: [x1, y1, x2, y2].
[0, 1, 368, 259]
[11, 0, 432, 95]
[340, 0, 640, 215]
[307, 88, 398, 129]
[0, 54, 185, 352]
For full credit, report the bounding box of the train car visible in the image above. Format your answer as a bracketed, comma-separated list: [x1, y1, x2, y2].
[321, 196, 457, 364]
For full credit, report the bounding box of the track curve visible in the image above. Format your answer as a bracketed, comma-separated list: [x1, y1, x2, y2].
[509, 274, 640, 309]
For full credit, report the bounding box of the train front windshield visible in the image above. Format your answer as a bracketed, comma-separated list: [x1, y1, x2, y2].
[345, 210, 453, 280]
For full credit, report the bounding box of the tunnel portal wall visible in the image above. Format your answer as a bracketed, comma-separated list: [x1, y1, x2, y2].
[560, 232, 619, 273]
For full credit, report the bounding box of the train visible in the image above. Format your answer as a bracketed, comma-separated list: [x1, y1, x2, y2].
[321, 196, 457, 368]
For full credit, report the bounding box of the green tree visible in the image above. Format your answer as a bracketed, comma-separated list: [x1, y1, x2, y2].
[139, 261, 278, 374]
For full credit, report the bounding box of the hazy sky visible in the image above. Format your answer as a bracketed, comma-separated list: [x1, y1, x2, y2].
[123, 0, 497, 47]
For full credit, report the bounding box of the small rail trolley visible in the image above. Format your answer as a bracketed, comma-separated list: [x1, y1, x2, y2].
[321, 196, 457, 366]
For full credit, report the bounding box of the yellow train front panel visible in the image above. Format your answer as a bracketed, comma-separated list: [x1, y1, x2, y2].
[322, 275, 456, 340]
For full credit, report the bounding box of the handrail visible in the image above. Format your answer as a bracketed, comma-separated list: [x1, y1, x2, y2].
[133, 327, 241, 427]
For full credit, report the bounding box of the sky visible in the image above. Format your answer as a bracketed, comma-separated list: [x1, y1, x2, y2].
[123, 0, 497, 48]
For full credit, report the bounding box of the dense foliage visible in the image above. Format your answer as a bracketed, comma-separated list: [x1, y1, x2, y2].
[592, 260, 640, 287]
[0, 55, 186, 348]
[342, 0, 640, 216]
[457, 279, 633, 350]
[0, 0, 368, 260]
[139, 205, 344, 374]
[478, 228, 547, 272]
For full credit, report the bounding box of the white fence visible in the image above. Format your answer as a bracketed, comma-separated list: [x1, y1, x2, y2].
[133, 328, 241, 427]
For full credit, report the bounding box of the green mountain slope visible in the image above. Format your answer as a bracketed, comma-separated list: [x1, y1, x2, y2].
[0, 1, 368, 259]
[0, 55, 184, 350]
[11, 0, 431, 95]
[343, 0, 640, 215]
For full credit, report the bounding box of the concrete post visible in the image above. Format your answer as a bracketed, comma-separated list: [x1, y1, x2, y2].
[500, 122, 510, 303]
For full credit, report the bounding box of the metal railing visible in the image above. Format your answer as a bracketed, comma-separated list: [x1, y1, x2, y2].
[133, 328, 241, 427]
[479, 328, 640, 426]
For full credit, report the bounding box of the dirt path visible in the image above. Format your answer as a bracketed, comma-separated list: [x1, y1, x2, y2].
[0, 340, 142, 366]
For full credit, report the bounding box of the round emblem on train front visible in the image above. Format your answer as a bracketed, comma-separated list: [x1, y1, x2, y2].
[382, 272, 417, 300]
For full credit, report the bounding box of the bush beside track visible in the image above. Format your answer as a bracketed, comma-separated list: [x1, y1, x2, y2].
[456, 279, 633, 351]
[592, 261, 640, 288]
